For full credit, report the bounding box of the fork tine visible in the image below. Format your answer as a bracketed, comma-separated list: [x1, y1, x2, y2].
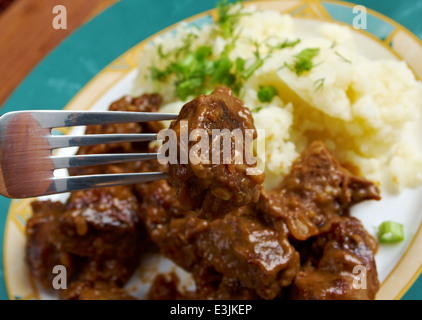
[50, 172, 169, 195]
[48, 133, 158, 149]
[21, 111, 178, 128]
[0, 110, 175, 198]
[51, 153, 160, 169]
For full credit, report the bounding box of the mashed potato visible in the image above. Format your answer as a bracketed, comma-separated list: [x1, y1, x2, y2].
[132, 4, 422, 192]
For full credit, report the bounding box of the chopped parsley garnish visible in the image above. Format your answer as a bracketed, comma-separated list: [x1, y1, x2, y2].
[217, 0, 246, 39]
[251, 106, 263, 113]
[235, 57, 246, 73]
[149, 1, 271, 100]
[269, 38, 301, 51]
[257, 85, 278, 102]
[150, 65, 169, 82]
[176, 78, 204, 101]
[151, 44, 216, 101]
[314, 78, 325, 92]
[284, 48, 320, 76]
[241, 40, 265, 80]
[211, 57, 232, 84]
[150, 40, 256, 100]
[335, 51, 352, 63]
[241, 59, 264, 80]
[157, 33, 198, 61]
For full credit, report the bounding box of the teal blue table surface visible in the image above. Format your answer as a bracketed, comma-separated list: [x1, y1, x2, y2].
[0, 0, 421, 300]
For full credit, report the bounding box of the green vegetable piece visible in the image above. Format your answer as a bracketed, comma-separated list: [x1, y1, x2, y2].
[257, 85, 278, 102]
[176, 78, 203, 101]
[157, 44, 169, 59]
[291, 48, 320, 75]
[203, 59, 215, 76]
[177, 53, 195, 71]
[150, 66, 168, 82]
[211, 57, 233, 84]
[217, 0, 244, 39]
[378, 221, 404, 243]
[195, 46, 213, 60]
[334, 51, 352, 63]
[235, 57, 246, 73]
[272, 38, 301, 50]
[242, 58, 264, 80]
[314, 78, 325, 92]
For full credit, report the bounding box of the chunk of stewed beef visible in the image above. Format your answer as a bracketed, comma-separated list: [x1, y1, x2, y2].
[168, 87, 265, 219]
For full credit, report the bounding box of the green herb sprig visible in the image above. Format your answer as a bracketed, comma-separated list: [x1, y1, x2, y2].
[217, 0, 247, 39]
[268, 38, 301, 52]
[314, 78, 325, 92]
[257, 85, 278, 102]
[284, 48, 320, 76]
[335, 51, 352, 64]
[149, 1, 272, 100]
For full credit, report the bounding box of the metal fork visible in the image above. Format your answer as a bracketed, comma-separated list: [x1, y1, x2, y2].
[0, 110, 177, 199]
